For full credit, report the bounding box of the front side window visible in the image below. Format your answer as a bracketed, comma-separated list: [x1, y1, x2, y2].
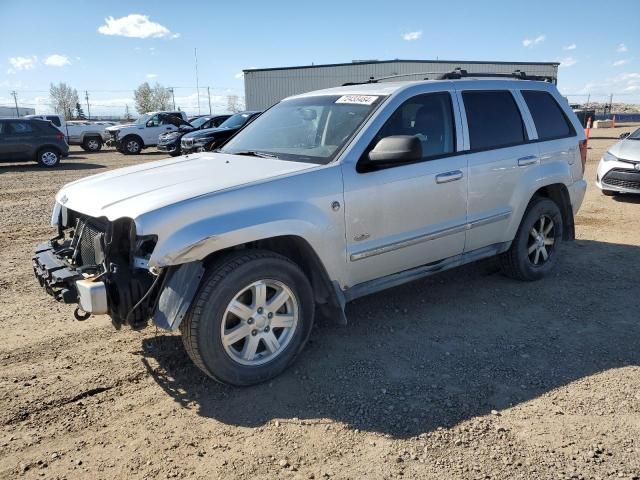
[369, 92, 456, 162]
[522, 90, 574, 140]
[221, 95, 384, 164]
[462, 91, 526, 150]
[9, 121, 33, 134]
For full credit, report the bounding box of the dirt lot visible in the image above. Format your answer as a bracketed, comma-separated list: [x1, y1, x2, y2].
[1, 127, 639, 480]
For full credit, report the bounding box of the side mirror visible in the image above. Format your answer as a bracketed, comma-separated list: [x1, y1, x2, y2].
[146, 120, 155, 128]
[619, 132, 630, 139]
[369, 135, 422, 163]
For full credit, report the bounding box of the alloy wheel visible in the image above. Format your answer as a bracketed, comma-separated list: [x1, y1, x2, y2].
[40, 151, 58, 166]
[220, 279, 299, 366]
[527, 215, 555, 265]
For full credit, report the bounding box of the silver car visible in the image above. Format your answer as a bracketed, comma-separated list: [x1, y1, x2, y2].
[33, 76, 587, 385]
[596, 127, 640, 195]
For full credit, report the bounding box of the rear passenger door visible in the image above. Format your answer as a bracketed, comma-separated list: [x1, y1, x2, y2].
[458, 89, 537, 252]
[2, 121, 36, 160]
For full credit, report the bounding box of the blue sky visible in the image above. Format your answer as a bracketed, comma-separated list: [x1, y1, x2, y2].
[1, 0, 638, 115]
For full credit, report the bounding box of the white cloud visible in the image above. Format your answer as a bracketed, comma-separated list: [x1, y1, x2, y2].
[44, 54, 71, 67]
[523, 34, 546, 48]
[617, 43, 628, 53]
[8, 56, 37, 72]
[564, 43, 577, 50]
[559, 56, 577, 68]
[98, 14, 179, 39]
[146, 73, 158, 79]
[402, 31, 422, 41]
[613, 59, 630, 67]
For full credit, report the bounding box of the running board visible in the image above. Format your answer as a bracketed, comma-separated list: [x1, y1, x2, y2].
[343, 242, 511, 302]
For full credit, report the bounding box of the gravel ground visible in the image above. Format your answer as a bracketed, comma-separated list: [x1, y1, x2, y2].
[0, 128, 639, 480]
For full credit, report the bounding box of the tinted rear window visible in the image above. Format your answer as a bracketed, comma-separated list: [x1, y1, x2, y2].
[46, 116, 62, 127]
[8, 121, 33, 134]
[522, 90, 574, 140]
[462, 91, 526, 150]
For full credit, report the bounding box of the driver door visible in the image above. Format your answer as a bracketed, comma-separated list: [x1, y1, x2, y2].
[341, 91, 468, 287]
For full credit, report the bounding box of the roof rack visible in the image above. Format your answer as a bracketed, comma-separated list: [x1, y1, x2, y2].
[342, 68, 556, 86]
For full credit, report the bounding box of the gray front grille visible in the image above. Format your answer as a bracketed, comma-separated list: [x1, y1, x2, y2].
[73, 219, 105, 267]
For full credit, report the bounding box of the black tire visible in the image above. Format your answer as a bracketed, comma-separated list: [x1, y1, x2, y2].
[169, 150, 181, 157]
[499, 197, 563, 281]
[602, 189, 618, 197]
[180, 250, 314, 386]
[121, 136, 142, 155]
[82, 136, 103, 152]
[36, 147, 61, 168]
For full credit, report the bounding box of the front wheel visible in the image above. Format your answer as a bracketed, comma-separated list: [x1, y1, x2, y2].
[122, 137, 142, 155]
[180, 251, 314, 386]
[499, 197, 563, 281]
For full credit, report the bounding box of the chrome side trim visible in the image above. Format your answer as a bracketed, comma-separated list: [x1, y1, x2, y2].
[350, 209, 512, 262]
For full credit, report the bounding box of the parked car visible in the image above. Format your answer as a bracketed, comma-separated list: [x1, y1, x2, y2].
[33, 77, 587, 385]
[106, 111, 188, 154]
[24, 114, 112, 152]
[157, 114, 231, 156]
[0, 117, 69, 167]
[180, 111, 261, 154]
[596, 127, 640, 196]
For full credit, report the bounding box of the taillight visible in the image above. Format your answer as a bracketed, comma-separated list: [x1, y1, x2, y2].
[56, 132, 65, 141]
[579, 139, 587, 173]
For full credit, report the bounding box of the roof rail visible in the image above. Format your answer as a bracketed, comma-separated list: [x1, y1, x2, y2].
[342, 67, 556, 86]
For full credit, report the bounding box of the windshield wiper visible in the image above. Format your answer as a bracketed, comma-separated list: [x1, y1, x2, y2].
[231, 150, 280, 159]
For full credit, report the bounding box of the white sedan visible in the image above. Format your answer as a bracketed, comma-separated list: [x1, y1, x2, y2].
[596, 128, 640, 196]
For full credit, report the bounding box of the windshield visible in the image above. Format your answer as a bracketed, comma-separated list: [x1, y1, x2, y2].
[628, 128, 640, 140]
[220, 95, 384, 164]
[219, 112, 255, 129]
[190, 116, 210, 128]
[136, 114, 151, 126]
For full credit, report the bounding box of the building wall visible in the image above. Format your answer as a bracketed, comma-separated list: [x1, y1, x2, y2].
[244, 60, 559, 110]
[0, 106, 36, 117]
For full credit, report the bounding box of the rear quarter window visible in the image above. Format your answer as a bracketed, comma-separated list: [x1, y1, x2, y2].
[46, 116, 62, 127]
[522, 90, 575, 140]
[462, 91, 526, 151]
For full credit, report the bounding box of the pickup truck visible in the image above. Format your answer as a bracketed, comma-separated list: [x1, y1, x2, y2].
[23, 114, 114, 152]
[105, 111, 189, 155]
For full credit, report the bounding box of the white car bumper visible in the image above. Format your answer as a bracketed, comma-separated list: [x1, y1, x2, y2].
[596, 158, 640, 194]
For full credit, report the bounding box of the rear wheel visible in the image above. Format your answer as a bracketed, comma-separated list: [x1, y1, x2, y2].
[122, 136, 142, 155]
[36, 148, 61, 167]
[180, 251, 314, 386]
[82, 137, 102, 152]
[500, 197, 563, 281]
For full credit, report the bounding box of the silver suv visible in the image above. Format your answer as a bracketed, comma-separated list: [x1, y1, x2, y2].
[33, 75, 587, 385]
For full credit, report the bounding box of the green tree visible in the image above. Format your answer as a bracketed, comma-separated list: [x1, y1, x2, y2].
[134, 82, 172, 114]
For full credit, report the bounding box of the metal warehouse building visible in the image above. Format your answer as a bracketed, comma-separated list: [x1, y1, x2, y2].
[0, 106, 35, 117]
[244, 59, 559, 110]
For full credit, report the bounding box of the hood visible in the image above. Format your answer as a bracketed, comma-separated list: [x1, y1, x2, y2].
[183, 126, 234, 139]
[56, 152, 316, 221]
[609, 139, 640, 162]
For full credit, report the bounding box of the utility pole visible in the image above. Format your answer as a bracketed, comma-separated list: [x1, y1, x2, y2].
[85, 90, 91, 120]
[609, 93, 614, 115]
[169, 88, 176, 110]
[10, 91, 19, 117]
[586, 93, 590, 105]
[194, 48, 201, 115]
[207, 86, 212, 114]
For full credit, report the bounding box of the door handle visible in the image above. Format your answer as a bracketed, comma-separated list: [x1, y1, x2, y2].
[517, 155, 539, 166]
[435, 170, 463, 184]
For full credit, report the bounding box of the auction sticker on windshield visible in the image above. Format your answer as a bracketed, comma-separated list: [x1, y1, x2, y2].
[335, 95, 379, 105]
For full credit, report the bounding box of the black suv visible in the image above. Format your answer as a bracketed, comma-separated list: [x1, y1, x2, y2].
[157, 114, 231, 156]
[180, 111, 261, 155]
[0, 118, 69, 167]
